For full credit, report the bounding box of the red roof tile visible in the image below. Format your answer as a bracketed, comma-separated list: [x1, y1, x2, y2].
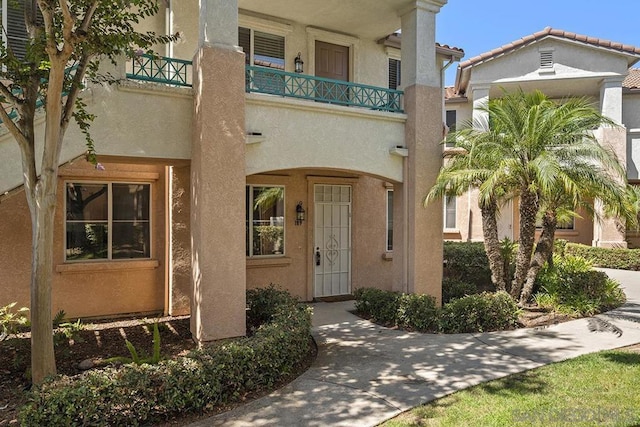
[624, 69, 640, 89]
[460, 27, 640, 69]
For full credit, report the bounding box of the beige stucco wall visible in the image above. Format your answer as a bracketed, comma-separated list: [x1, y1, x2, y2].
[246, 96, 406, 182]
[169, 164, 191, 315]
[471, 39, 630, 89]
[0, 159, 167, 319]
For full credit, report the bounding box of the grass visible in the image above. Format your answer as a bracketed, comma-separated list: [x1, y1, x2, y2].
[382, 349, 640, 427]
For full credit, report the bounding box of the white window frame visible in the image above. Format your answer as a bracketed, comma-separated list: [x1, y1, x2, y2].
[386, 189, 393, 251]
[246, 184, 286, 258]
[444, 195, 457, 230]
[64, 181, 153, 262]
[239, 14, 291, 71]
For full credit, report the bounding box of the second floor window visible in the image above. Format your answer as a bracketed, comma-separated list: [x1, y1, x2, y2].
[239, 27, 285, 70]
[2, 1, 43, 59]
[388, 58, 401, 90]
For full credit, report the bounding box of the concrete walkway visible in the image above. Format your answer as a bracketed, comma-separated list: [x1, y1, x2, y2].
[191, 269, 640, 427]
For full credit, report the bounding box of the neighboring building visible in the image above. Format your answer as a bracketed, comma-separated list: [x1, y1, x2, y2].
[443, 27, 640, 248]
[0, 1, 461, 342]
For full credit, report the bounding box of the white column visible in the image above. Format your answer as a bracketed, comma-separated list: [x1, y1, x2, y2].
[600, 77, 624, 125]
[199, 0, 239, 49]
[394, 0, 446, 302]
[471, 84, 490, 130]
[593, 76, 627, 248]
[191, 0, 247, 342]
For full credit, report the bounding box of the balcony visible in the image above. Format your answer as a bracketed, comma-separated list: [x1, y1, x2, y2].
[246, 66, 403, 113]
[124, 56, 404, 114]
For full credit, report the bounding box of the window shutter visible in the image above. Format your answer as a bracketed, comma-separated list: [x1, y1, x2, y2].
[254, 30, 284, 69]
[388, 58, 401, 90]
[5, 3, 43, 59]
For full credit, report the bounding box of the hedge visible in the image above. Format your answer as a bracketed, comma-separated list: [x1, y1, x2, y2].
[565, 243, 640, 271]
[443, 241, 492, 290]
[20, 286, 312, 426]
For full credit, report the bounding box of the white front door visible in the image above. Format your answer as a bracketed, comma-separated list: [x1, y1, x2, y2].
[314, 184, 352, 297]
[497, 200, 514, 240]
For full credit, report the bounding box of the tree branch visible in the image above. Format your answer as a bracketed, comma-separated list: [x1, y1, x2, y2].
[78, 1, 99, 34]
[60, 55, 92, 134]
[0, 81, 21, 107]
[58, 0, 75, 56]
[36, 0, 58, 55]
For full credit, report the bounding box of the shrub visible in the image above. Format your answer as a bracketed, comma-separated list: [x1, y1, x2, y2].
[534, 254, 626, 316]
[1, 302, 29, 342]
[442, 278, 478, 303]
[246, 284, 299, 331]
[443, 242, 492, 290]
[20, 287, 312, 426]
[397, 294, 439, 332]
[440, 292, 520, 333]
[353, 287, 400, 326]
[565, 243, 640, 271]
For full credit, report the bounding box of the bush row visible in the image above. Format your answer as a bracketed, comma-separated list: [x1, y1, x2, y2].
[564, 242, 640, 271]
[20, 286, 312, 426]
[443, 242, 493, 291]
[353, 288, 520, 334]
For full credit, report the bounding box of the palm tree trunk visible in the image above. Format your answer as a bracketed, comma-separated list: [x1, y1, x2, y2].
[520, 212, 557, 305]
[511, 188, 539, 300]
[481, 200, 508, 292]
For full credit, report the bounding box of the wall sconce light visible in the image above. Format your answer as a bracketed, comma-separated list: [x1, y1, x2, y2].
[294, 52, 304, 73]
[295, 202, 306, 225]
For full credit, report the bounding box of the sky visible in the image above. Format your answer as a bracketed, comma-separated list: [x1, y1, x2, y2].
[436, 0, 640, 85]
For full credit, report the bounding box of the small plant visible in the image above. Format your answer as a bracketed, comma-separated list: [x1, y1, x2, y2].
[397, 293, 439, 332]
[440, 291, 520, 333]
[353, 288, 400, 325]
[534, 254, 626, 316]
[106, 322, 162, 366]
[1, 302, 29, 342]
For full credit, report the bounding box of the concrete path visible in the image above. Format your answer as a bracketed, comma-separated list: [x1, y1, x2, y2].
[191, 268, 640, 427]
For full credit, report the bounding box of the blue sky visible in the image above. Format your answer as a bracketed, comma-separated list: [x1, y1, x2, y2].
[436, 0, 640, 85]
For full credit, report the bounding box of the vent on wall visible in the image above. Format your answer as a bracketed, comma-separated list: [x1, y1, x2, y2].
[540, 51, 554, 69]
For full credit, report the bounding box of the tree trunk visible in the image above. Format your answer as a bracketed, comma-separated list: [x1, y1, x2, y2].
[511, 188, 539, 300]
[520, 212, 557, 305]
[30, 176, 58, 384]
[481, 200, 509, 292]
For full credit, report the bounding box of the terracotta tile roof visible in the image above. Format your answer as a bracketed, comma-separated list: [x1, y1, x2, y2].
[444, 86, 467, 102]
[460, 27, 640, 69]
[624, 69, 640, 89]
[435, 42, 465, 57]
[378, 33, 465, 58]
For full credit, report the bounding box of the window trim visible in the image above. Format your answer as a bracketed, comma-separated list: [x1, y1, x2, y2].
[64, 181, 153, 263]
[386, 189, 393, 251]
[445, 110, 457, 148]
[444, 195, 457, 230]
[246, 184, 286, 258]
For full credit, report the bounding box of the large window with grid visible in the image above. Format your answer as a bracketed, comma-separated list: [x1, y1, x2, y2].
[65, 182, 151, 261]
[239, 27, 285, 70]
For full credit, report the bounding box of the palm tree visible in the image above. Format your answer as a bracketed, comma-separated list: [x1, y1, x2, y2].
[427, 89, 636, 304]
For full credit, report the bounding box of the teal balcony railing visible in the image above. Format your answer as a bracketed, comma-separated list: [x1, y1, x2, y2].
[126, 54, 192, 87]
[246, 66, 404, 113]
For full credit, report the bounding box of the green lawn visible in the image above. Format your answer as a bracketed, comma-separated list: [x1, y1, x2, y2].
[382, 349, 640, 427]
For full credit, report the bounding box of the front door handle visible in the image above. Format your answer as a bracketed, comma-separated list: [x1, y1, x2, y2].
[315, 247, 321, 266]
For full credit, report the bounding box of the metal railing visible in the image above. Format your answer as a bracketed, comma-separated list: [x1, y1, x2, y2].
[126, 54, 192, 87]
[246, 66, 404, 113]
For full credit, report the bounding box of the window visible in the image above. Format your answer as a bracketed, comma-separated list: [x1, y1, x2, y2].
[2, 1, 43, 59]
[246, 186, 285, 257]
[444, 195, 456, 229]
[386, 189, 393, 251]
[388, 58, 401, 90]
[239, 27, 285, 70]
[445, 110, 457, 147]
[65, 182, 151, 261]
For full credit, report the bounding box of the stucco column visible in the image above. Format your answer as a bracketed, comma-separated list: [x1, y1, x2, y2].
[593, 77, 627, 248]
[471, 84, 490, 130]
[394, 0, 446, 303]
[191, 0, 246, 342]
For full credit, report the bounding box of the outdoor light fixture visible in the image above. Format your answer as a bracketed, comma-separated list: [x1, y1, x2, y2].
[295, 202, 306, 225]
[294, 52, 304, 73]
